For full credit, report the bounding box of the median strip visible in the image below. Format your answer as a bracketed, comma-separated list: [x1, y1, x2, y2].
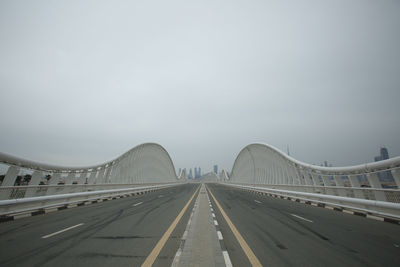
[207, 185, 262, 267]
[141, 185, 200, 267]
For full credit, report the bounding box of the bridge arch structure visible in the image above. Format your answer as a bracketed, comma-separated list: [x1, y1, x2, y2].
[0, 143, 181, 200]
[227, 143, 400, 203]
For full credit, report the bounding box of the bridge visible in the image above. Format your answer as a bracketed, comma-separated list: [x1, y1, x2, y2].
[0, 143, 399, 266]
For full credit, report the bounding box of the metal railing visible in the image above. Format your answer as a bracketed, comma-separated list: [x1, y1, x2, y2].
[0, 183, 179, 216]
[0, 143, 182, 201]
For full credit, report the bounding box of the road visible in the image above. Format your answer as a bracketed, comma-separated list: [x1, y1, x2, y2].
[0, 183, 199, 267]
[206, 183, 400, 266]
[1, 182, 400, 267]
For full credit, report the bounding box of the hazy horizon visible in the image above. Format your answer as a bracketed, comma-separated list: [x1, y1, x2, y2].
[1, 0, 399, 173]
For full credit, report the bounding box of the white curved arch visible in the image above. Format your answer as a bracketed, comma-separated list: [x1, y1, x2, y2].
[229, 143, 400, 201]
[0, 143, 179, 187]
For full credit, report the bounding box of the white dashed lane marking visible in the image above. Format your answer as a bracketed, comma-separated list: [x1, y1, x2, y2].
[290, 214, 313, 223]
[41, 223, 84, 239]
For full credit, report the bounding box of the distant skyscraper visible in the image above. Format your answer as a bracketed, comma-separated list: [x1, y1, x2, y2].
[188, 168, 193, 179]
[374, 147, 392, 182]
[194, 167, 198, 178]
[380, 147, 389, 160]
[213, 165, 218, 174]
[199, 167, 201, 177]
[374, 147, 389, 162]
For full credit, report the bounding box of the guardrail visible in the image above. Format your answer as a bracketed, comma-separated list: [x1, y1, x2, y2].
[0, 183, 180, 217]
[0, 183, 181, 200]
[225, 183, 400, 219]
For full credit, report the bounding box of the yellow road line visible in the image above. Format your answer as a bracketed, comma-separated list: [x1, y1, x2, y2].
[207, 185, 262, 267]
[141, 185, 200, 267]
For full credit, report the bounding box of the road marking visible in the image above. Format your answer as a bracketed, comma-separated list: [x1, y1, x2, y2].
[41, 223, 84, 239]
[212, 213, 216, 218]
[217, 230, 223, 240]
[214, 220, 219, 226]
[254, 200, 261, 204]
[158, 195, 164, 198]
[141, 185, 200, 267]
[291, 214, 313, 223]
[223, 251, 233, 267]
[207, 186, 262, 267]
[133, 202, 143, 207]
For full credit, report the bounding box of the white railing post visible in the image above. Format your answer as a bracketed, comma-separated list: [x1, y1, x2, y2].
[25, 170, 43, 197]
[348, 175, 365, 199]
[366, 173, 387, 201]
[391, 168, 400, 188]
[1, 166, 19, 187]
[0, 166, 20, 200]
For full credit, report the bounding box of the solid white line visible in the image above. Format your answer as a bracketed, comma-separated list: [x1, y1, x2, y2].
[291, 214, 313, 223]
[217, 231, 223, 240]
[254, 200, 261, 204]
[133, 202, 143, 206]
[214, 220, 219, 226]
[222, 251, 233, 267]
[41, 223, 84, 239]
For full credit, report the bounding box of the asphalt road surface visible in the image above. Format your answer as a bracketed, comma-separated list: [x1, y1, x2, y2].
[0, 183, 199, 267]
[207, 183, 400, 267]
[1, 182, 400, 267]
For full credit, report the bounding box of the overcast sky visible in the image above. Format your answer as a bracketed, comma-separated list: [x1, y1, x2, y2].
[0, 0, 399, 173]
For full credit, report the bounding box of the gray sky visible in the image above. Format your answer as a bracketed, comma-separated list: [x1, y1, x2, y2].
[1, 0, 399, 173]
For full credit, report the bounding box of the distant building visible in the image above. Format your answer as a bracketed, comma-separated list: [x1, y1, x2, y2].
[188, 168, 193, 179]
[375, 147, 390, 162]
[213, 165, 218, 174]
[374, 147, 393, 182]
[381, 147, 389, 160]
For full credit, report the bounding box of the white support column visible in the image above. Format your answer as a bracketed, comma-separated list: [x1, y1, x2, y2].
[390, 168, 400, 188]
[321, 175, 335, 195]
[366, 173, 386, 201]
[46, 173, 62, 195]
[78, 172, 87, 184]
[1, 166, 20, 187]
[25, 170, 43, 197]
[294, 168, 304, 185]
[348, 175, 365, 199]
[333, 175, 347, 197]
[96, 168, 106, 184]
[321, 175, 331, 187]
[66, 172, 76, 184]
[87, 170, 97, 184]
[104, 166, 111, 183]
[302, 171, 312, 186]
[311, 172, 321, 186]
[0, 166, 20, 200]
[334, 175, 344, 187]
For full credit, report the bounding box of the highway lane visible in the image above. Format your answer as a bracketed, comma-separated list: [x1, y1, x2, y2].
[0, 183, 199, 267]
[207, 183, 400, 267]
